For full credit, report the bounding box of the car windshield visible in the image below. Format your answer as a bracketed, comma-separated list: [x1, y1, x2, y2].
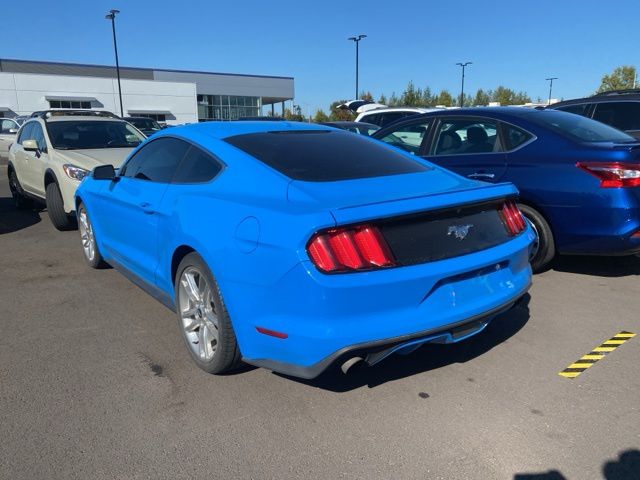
[225, 130, 429, 182]
[129, 118, 161, 131]
[47, 121, 145, 149]
[531, 110, 636, 143]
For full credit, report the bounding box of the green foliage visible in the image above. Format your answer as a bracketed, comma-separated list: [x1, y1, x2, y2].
[283, 107, 305, 122]
[360, 91, 374, 102]
[491, 86, 531, 106]
[313, 109, 330, 123]
[329, 100, 355, 121]
[435, 90, 454, 107]
[472, 89, 491, 106]
[597, 65, 637, 93]
[377, 93, 387, 105]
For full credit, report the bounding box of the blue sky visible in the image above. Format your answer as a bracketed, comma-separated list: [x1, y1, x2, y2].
[1, 0, 636, 113]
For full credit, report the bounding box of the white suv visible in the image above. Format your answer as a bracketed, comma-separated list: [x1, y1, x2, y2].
[8, 111, 145, 230]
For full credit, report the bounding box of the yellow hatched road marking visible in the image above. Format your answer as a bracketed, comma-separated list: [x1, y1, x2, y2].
[559, 331, 636, 379]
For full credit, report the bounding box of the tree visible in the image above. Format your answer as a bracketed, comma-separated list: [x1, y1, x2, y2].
[388, 92, 400, 106]
[377, 93, 388, 105]
[283, 107, 305, 122]
[360, 91, 374, 102]
[472, 89, 491, 106]
[435, 89, 454, 107]
[597, 65, 637, 93]
[400, 81, 421, 106]
[329, 100, 355, 121]
[421, 87, 434, 107]
[313, 109, 330, 123]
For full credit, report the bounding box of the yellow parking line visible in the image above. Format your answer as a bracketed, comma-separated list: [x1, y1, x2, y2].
[558, 331, 636, 379]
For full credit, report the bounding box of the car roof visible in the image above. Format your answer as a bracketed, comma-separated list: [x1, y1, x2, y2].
[45, 116, 127, 123]
[151, 120, 332, 140]
[361, 107, 434, 114]
[321, 121, 378, 128]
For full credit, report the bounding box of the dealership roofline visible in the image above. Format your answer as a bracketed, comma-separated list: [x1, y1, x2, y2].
[0, 58, 294, 81]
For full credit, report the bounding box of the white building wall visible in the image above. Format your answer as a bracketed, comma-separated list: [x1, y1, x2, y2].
[0, 72, 198, 124]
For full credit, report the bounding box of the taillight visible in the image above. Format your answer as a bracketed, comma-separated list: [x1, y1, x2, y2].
[307, 224, 396, 273]
[577, 162, 640, 188]
[500, 200, 526, 236]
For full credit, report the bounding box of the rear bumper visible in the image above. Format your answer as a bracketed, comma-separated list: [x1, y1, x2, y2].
[230, 227, 534, 379]
[245, 293, 529, 379]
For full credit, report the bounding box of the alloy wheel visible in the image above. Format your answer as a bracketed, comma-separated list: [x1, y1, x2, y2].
[78, 208, 95, 262]
[178, 266, 219, 361]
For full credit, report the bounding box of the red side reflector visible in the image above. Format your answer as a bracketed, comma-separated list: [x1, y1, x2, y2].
[307, 224, 396, 273]
[577, 162, 640, 188]
[256, 326, 288, 339]
[631, 230, 640, 238]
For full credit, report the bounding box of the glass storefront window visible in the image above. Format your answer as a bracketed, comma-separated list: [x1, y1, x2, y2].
[197, 94, 261, 121]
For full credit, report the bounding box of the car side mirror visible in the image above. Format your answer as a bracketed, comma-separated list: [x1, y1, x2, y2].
[93, 164, 116, 181]
[8, 128, 17, 134]
[23, 139, 39, 151]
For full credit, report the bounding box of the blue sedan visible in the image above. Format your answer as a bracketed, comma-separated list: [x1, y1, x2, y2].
[75, 121, 532, 379]
[373, 108, 640, 271]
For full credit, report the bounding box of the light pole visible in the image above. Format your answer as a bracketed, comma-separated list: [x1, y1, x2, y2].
[348, 34, 367, 99]
[546, 77, 558, 105]
[456, 62, 472, 107]
[105, 9, 124, 117]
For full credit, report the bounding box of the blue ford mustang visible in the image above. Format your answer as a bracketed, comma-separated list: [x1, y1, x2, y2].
[75, 122, 533, 379]
[373, 108, 640, 271]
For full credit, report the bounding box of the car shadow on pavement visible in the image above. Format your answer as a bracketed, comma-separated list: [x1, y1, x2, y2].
[287, 294, 531, 392]
[0, 197, 41, 234]
[513, 448, 640, 480]
[552, 255, 640, 277]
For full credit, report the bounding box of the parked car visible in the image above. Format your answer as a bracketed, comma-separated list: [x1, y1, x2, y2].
[549, 89, 640, 139]
[75, 121, 533, 379]
[338, 100, 442, 127]
[125, 116, 163, 136]
[14, 116, 30, 126]
[7, 110, 146, 230]
[0, 118, 20, 161]
[319, 121, 380, 135]
[372, 107, 640, 271]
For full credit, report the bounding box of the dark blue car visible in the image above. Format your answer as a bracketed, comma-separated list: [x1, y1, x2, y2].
[373, 108, 640, 271]
[75, 121, 532, 379]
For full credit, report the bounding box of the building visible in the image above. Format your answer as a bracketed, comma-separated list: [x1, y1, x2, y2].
[0, 59, 294, 124]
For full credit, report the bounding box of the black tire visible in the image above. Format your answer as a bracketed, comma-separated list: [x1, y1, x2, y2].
[45, 182, 75, 231]
[174, 252, 242, 374]
[8, 168, 32, 209]
[518, 203, 555, 273]
[77, 203, 106, 268]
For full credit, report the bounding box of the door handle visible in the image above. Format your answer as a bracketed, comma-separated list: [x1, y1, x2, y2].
[468, 172, 495, 180]
[139, 202, 155, 214]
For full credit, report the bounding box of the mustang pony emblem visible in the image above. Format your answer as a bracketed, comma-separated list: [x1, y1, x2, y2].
[447, 224, 474, 240]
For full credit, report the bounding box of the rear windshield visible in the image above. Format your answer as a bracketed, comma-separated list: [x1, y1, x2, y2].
[530, 110, 636, 143]
[224, 130, 429, 181]
[47, 121, 145, 150]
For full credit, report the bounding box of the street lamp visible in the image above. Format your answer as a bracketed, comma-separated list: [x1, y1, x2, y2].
[546, 77, 558, 105]
[105, 9, 124, 117]
[456, 62, 472, 107]
[348, 34, 367, 100]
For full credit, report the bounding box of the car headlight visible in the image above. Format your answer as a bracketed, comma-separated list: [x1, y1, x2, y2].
[63, 164, 89, 181]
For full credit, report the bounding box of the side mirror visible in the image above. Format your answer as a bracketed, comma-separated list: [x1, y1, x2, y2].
[93, 164, 116, 181]
[23, 139, 39, 151]
[8, 128, 18, 134]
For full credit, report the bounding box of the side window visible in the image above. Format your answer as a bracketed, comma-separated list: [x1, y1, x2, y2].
[121, 137, 190, 183]
[31, 123, 47, 152]
[363, 113, 380, 126]
[502, 123, 533, 151]
[1, 119, 17, 134]
[379, 112, 410, 127]
[555, 104, 591, 117]
[431, 118, 503, 156]
[593, 102, 640, 131]
[378, 121, 431, 155]
[172, 145, 222, 184]
[17, 122, 34, 145]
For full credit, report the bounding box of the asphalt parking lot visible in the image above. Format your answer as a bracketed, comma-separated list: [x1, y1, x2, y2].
[0, 165, 638, 480]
